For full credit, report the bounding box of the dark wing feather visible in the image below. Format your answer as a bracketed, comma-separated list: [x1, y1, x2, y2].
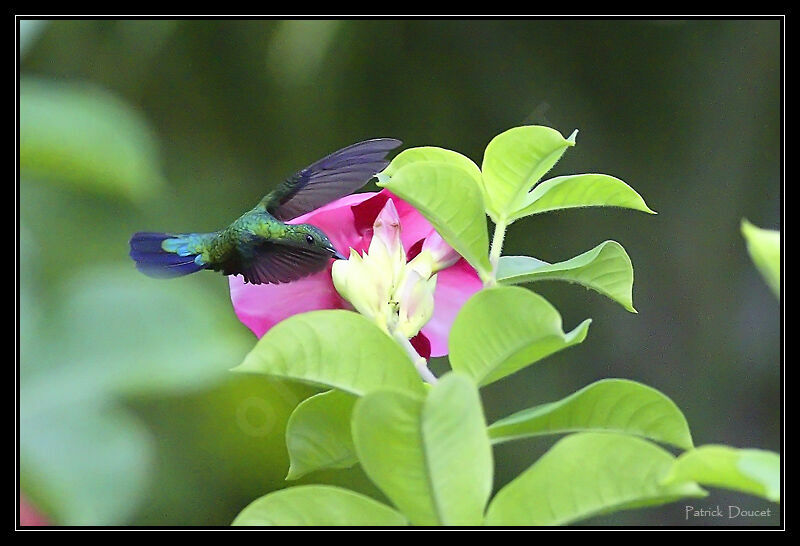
[261, 138, 402, 221]
[238, 241, 332, 285]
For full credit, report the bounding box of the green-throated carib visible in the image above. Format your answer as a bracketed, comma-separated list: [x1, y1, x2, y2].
[129, 138, 402, 285]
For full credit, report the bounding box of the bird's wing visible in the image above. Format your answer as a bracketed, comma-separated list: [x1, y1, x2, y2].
[260, 138, 402, 221]
[238, 241, 332, 285]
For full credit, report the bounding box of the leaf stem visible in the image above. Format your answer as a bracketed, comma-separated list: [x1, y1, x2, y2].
[393, 331, 438, 385]
[486, 219, 508, 287]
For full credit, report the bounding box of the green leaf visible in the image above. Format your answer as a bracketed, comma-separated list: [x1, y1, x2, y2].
[488, 379, 694, 450]
[381, 146, 483, 188]
[481, 125, 576, 222]
[510, 173, 656, 221]
[232, 485, 407, 526]
[741, 219, 781, 297]
[52, 266, 251, 396]
[20, 77, 164, 201]
[497, 241, 637, 312]
[378, 160, 491, 280]
[233, 309, 425, 397]
[18, 260, 265, 525]
[485, 432, 707, 526]
[352, 373, 493, 526]
[285, 390, 358, 480]
[662, 445, 780, 502]
[449, 286, 591, 386]
[18, 263, 259, 525]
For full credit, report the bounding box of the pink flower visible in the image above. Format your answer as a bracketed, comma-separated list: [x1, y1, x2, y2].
[229, 190, 482, 357]
[20, 495, 48, 526]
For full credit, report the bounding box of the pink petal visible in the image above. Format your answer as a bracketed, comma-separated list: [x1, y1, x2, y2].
[291, 191, 378, 223]
[421, 259, 483, 357]
[228, 188, 474, 351]
[229, 265, 348, 338]
[351, 191, 394, 234]
[291, 191, 379, 256]
[410, 332, 432, 360]
[406, 238, 425, 261]
[351, 190, 434, 254]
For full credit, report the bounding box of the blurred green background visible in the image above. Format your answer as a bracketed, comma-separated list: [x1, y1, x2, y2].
[19, 19, 781, 526]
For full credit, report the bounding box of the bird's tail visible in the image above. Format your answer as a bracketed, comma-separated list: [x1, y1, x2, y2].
[129, 232, 208, 278]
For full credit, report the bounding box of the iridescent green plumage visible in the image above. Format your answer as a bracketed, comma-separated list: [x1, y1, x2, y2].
[130, 138, 402, 284]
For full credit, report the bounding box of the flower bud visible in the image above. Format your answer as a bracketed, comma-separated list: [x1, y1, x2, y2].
[421, 229, 460, 272]
[369, 199, 407, 288]
[396, 270, 437, 339]
[373, 198, 402, 257]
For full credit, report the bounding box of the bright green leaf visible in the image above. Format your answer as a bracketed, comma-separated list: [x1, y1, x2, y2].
[662, 445, 780, 502]
[741, 219, 781, 297]
[449, 286, 591, 386]
[481, 125, 575, 222]
[488, 379, 693, 450]
[232, 485, 407, 526]
[20, 77, 164, 201]
[381, 146, 483, 188]
[352, 373, 493, 526]
[497, 241, 637, 312]
[233, 310, 425, 397]
[378, 160, 491, 280]
[285, 390, 358, 480]
[485, 432, 707, 526]
[511, 173, 656, 221]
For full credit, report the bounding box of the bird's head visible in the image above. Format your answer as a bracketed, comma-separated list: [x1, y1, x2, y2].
[289, 224, 347, 260]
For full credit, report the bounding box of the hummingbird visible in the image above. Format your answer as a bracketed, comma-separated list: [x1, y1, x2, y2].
[129, 138, 402, 285]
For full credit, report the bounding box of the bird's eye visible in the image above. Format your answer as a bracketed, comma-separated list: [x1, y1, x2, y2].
[305, 234, 314, 245]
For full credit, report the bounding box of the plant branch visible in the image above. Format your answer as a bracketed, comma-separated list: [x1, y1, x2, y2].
[486, 219, 508, 287]
[393, 331, 438, 384]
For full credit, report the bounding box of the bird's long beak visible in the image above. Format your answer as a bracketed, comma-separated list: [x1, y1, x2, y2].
[331, 248, 347, 260]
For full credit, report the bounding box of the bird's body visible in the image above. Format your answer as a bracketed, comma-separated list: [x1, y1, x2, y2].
[130, 138, 402, 284]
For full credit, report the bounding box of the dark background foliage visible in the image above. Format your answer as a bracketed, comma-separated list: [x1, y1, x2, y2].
[19, 18, 781, 526]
